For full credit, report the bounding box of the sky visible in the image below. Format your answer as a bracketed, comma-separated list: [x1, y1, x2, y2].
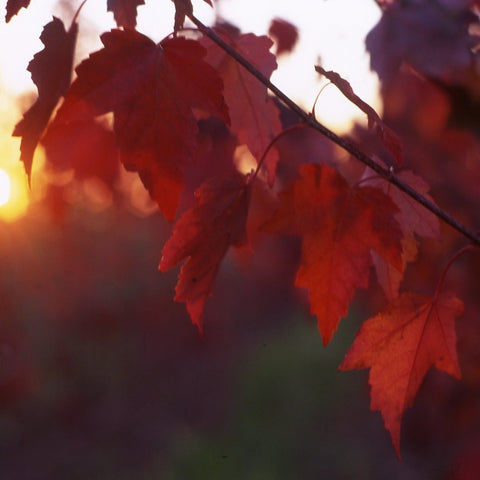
[215, 0, 381, 128]
[0, 0, 381, 221]
[0, 0, 381, 122]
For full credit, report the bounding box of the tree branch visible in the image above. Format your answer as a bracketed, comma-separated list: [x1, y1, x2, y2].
[188, 13, 480, 247]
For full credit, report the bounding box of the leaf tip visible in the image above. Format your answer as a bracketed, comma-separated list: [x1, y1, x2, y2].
[388, 421, 403, 461]
[158, 256, 169, 272]
[186, 299, 205, 339]
[319, 327, 333, 347]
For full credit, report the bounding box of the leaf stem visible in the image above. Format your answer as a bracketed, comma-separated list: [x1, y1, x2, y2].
[188, 12, 480, 247]
[434, 244, 477, 297]
[311, 81, 332, 119]
[71, 0, 89, 27]
[250, 123, 309, 183]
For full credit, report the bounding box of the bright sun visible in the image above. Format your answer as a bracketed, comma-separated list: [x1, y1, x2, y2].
[0, 169, 11, 206]
[0, 92, 32, 223]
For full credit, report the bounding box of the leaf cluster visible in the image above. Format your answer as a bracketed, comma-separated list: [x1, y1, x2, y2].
[5, 0, 480, 459]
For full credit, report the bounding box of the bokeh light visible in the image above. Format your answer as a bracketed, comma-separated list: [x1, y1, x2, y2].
[0, 169, 11, 206]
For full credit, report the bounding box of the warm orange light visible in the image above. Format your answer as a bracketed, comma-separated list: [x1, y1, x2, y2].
[0, 169, 10, 206]
[234, 145, 258, 175]
[0, 163, 29, 223]
[0, 92, 32, 223]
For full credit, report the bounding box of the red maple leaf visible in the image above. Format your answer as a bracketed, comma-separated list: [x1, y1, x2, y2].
[201, 31, 282, 185]
[5, 0, 30, 22]
[12, 17, 77, 180]
[159, 173, 251, 334]
[268, 18, 299, 56]
[42, 116, 119, 185]
[366, 169, 441, 300]
[339, 291, 464, 458]
[107, 0, 145, 28]
[54, 30, 228, 221]
[264, 163, 403, 345]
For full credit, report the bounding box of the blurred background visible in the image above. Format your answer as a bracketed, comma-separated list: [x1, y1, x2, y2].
[1, 0, 480, 478]
[1, 197, 463, 479]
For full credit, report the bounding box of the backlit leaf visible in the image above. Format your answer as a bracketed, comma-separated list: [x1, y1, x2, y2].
[340, 291, 464, 458]
[107, 0, 145, 28]
[367, 169, 441, 299]
[159, 173, 251, 333]
[5, 0, 30, 22]
[12, 17, 77, 180]
[54, 30, 228, 220]
[264, 163, 403, 345]
[202, 31, 282, 185]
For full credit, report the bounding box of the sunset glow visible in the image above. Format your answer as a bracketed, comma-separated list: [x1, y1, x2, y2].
[0, 159, 30, 222]
[0, 169, 10, 206]
[0, 0, 381, 223]
[0, 167, 29, 222]
[0, 94, 31, 222]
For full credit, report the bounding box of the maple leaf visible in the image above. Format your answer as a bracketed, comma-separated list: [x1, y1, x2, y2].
[107, 0, 145, 29]
[264, 163, 403, 345]
[159, 173, 251, 334]
[5, 0, 30, 22]
[373, 235, 416, 302]
[268, 18, 299, 56]
[171, 0, 212, 32]
[339, 291, 464, 458]
[42, 116, 119, 184]
[54, 30, 228, 221]
[12, 17, 78, 181]
[201, 31, 282, 185]
[366, 169, 441, 300]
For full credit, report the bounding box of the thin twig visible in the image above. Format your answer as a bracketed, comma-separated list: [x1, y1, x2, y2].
[434, 244, 477, 297]
[251, 123, 309, 182]
[188, 13, 480, 246]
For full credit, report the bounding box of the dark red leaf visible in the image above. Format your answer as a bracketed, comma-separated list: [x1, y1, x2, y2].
[42, 116, 119, 185]
[159, 173, 251, 334]
[268, 17, 299, 55]
[107, 0, 145, 28]
[12, 17, 78, 180]
[365, 168, 441, 300]
[54, 30, 228, 221]
[202, 31, 282, 185]
[5, 0, 30, 22]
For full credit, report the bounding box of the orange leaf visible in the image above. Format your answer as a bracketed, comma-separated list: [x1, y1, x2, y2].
[264, 163, 403, 345]
[339, 291, 464, 458]
[55, 30, 228, 221]
[159, 173, 251, 334]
